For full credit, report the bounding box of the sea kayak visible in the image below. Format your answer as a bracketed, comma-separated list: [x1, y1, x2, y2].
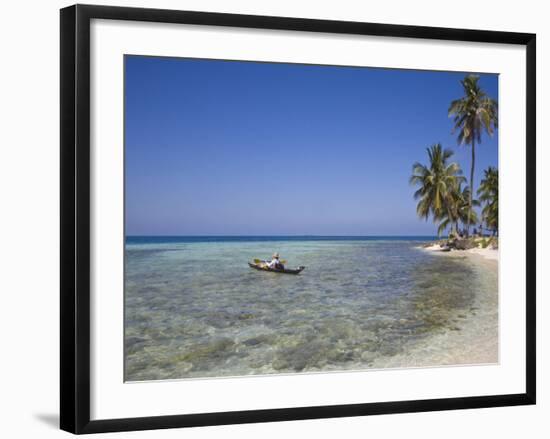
[248, 262, 305, 275]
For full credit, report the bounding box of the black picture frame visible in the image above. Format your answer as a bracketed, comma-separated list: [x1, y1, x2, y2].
[60, 4, 536, 434]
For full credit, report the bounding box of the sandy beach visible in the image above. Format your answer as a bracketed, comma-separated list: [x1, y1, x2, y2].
[422, 243, 499, 261]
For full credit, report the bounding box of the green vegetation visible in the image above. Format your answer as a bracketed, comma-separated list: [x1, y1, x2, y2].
[411, 75, 498, 240]
[410, 144, 465, 237]
[448, 75, 498, 236]
[478, 166, 498, 235]
[436, 183, 479, 238]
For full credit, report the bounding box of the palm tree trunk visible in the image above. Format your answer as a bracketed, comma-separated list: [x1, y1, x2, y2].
[467, 139, 475, 237]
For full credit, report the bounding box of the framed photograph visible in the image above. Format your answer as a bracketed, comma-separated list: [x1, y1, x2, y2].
[60, 4, 536, 434]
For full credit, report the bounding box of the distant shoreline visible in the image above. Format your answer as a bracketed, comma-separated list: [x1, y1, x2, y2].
[419, 244, 498, 261]
[421, 242, 499, 261]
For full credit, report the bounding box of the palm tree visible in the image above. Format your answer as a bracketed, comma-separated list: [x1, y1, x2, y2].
[456, 184, 479, 232]
[436, 207, 458, 238]
[436, 183, 478, 238]
[410, 144, 465, 236]
[448, 75, 498, 236]
[478, 166, 498, 234]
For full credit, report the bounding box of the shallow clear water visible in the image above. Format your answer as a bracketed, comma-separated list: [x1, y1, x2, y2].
[124, 237, 496, 381]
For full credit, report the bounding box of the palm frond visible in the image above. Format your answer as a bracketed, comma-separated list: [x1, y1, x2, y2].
[410, 143, 465, 233]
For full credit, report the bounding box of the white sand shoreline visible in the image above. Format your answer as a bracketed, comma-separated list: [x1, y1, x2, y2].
[421, 243, 499, 261]
[369, 242, 499, 368]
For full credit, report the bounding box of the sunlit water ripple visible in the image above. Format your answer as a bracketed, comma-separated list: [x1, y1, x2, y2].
[124, 237, 497, 381]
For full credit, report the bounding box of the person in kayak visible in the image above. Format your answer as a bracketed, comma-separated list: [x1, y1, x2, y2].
[266, 253, 284, 270]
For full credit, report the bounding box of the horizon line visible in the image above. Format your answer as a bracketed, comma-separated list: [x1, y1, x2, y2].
[126, 234, 439, 237]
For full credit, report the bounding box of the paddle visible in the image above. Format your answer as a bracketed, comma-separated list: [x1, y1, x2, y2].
[254, 258, 287, 264]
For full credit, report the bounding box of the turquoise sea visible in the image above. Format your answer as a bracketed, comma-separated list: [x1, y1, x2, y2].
[124, 236, 497, 381]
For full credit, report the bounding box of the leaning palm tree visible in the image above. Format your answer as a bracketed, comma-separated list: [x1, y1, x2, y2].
[478, 166, 499, 234]
[436, 208, 457, 238]
[448, 75, 498, 236]
[410, 143, 465, 236]
[436, 182, 477, 237]
[456, 184, 479, 232]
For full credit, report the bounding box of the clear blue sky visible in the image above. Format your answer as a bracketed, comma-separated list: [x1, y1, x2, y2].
[125, 56, 498, 236]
